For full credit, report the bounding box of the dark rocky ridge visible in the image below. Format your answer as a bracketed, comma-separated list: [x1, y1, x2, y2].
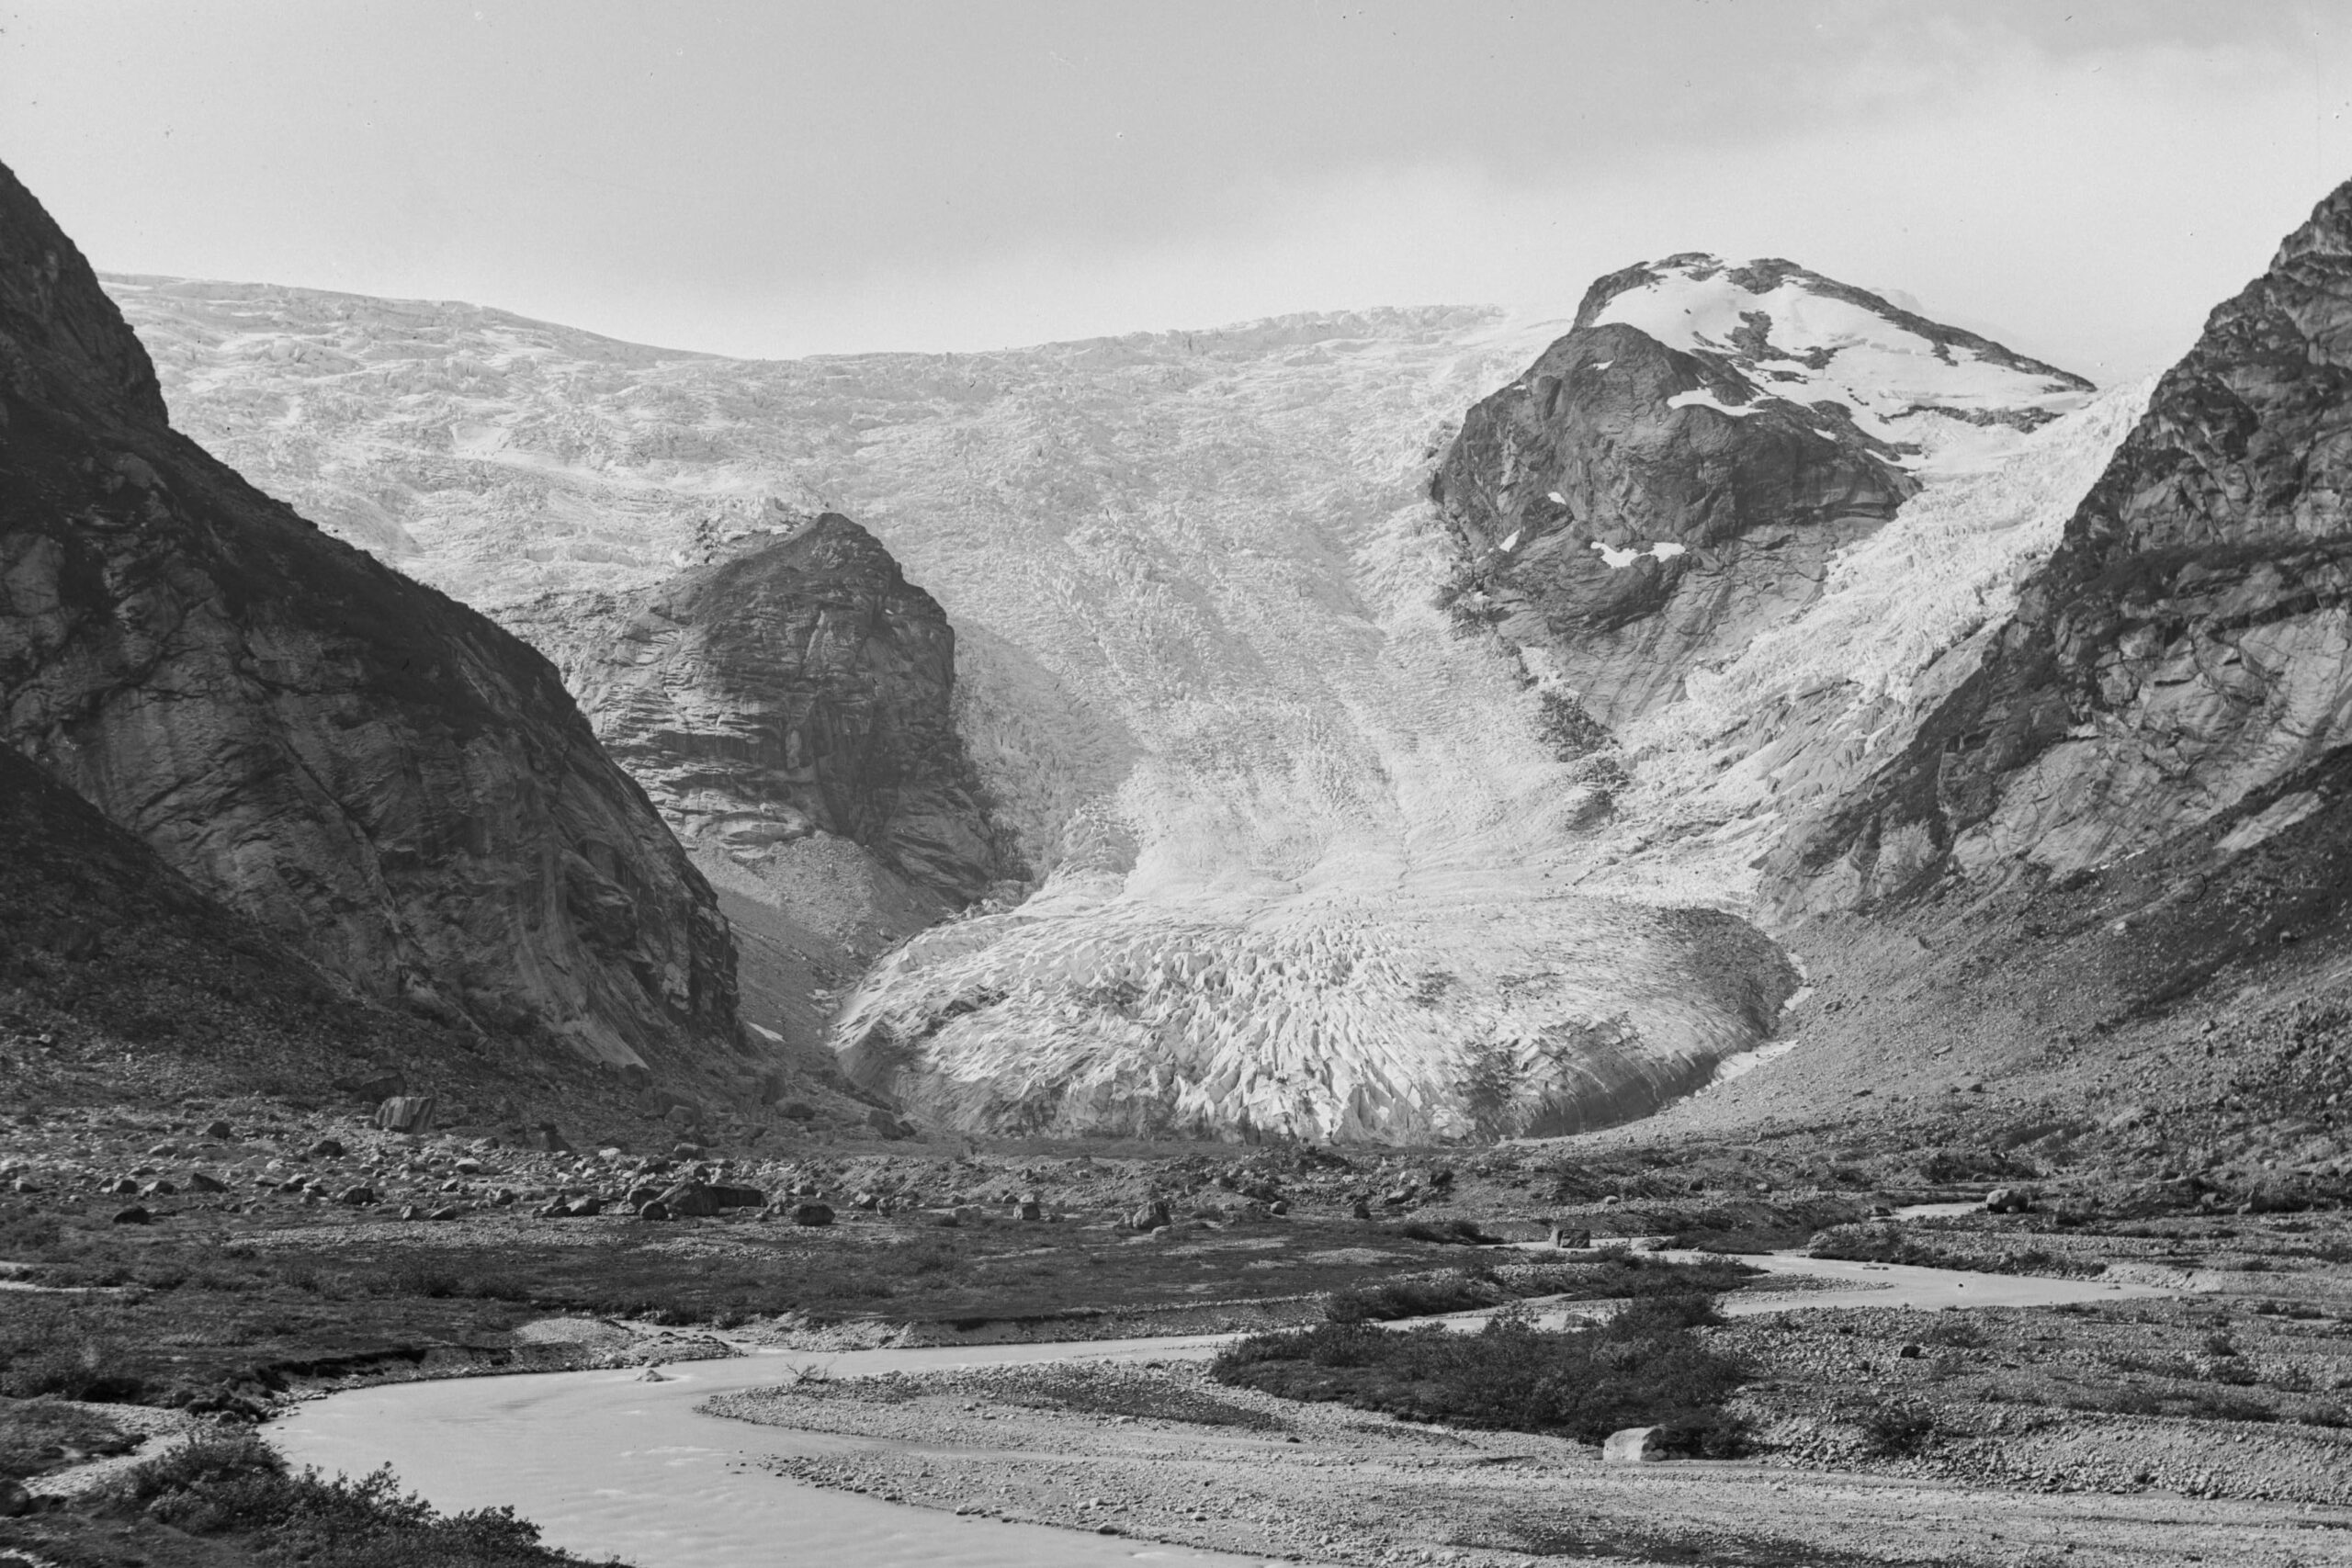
[1764, 177, 2352, 924]
[0, 158, 737, 1072]
[502, 513, 1019, 911]
[498, 514, 1022, 1063]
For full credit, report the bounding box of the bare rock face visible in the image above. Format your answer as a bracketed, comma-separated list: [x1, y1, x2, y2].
[0, 159, 736, 1069]
[1765, 178, 2352, 920]
[502, 513, 1018, 910]
[1433, 255, 2093, 728]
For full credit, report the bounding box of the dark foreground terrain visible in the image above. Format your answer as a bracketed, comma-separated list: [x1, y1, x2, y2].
[9, 1066, 2352, 1566]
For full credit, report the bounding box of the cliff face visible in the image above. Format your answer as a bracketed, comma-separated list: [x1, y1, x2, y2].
[1765, 180, 2352, 922]
[1433, 255, 2094, 728]
[503, 512, 1017, 910]
[0, 159, 736, 1071]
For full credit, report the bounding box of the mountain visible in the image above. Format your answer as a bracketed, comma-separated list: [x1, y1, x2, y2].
[1582, 176, 2352, 1165]
[1432, 254, 2096, 728]
[1767, 190, 2352, 920]
[0, 159, 738, 1077]
[107, 279, 1826, 1141]
[1427, 256, 2142, 920]
[500, 510, 1023, 1050]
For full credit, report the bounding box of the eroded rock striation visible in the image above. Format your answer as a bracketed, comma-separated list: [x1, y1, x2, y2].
[0, 159, 735, 1069]
[502, 512, 1018, 911]
[1433, 255, 2094, 727]
[1765, 178, 2352, 920]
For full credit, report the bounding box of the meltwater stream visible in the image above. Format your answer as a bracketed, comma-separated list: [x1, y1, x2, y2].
[267, 1256, 2174, 1568]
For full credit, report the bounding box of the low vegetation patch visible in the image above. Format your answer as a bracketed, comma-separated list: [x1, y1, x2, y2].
[1212, 1293, 1747, 1451]
[1810, 1225, 2106, 1279]
[0, 1394, 140, 1480]
[1326, 1254, 1762, 1324]
[0, 1428, 627, 1567]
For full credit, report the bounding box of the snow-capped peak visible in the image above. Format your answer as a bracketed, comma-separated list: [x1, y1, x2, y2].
[1577, 254, 2096, 468]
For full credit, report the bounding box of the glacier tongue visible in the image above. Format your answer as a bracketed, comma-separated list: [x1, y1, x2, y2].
[110, 285, 1811, 1140]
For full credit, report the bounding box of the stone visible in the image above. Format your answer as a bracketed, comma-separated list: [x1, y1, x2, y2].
[110, 1205, 151, 1225]
[374, 1096, 437, 1136]
[1126, 1200, 1172, 1232]
[563, 1196, 603, 1218]
[658, 1181, 724, 1218]
[1984, 1187, 2033, 1214]
[0, 1477, 29, 1517]
[638, 1201, 673, 1221]
[1601, 1427, 1663, 1464]
[428, 1205, 463, 1222]
[308, 1138, 345, 1159]
[0, 159, 737, 1072]
[399, 1204, 422, 1221]
[530, 1124, 573, 1154]
[1350, 1197, 1373, 1220]
[1018, 1196, 1044, 1222]
[788, 1201, 835, 1226]
[201, 1119, 233, 1140]
[139, 1179, 176, 1197]
[337, 1185, 377, 1206]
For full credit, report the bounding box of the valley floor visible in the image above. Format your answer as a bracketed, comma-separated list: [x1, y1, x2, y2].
[10, 1090, 2352, 1565]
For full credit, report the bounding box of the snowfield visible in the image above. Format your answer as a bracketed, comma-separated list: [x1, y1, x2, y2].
[106, 269, 2131, 1140]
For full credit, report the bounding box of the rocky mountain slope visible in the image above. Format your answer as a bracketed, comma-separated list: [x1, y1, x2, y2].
[502, 511, 1022, 1050]
[1427, 255, 2142, 914]
[1433, 255, 2095, 727]
[1767, 185, 2352, 919]
[0, 159, 738, 1077]
[1589, 175, 2352, 1167]
[107, 277, 1826, 1141]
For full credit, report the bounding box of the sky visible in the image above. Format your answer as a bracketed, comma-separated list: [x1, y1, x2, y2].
[6, 2, 2352, 381]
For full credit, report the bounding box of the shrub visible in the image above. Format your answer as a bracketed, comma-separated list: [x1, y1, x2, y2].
[112, 1429, 605, 1565]
[1325, 1268, 1504, 1324]
[1214, 1292, 1747, 1447]
[1860, 1402, 1938, 1456]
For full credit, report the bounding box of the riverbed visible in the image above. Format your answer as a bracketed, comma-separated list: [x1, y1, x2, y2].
[266, 1251, 2188, 1567]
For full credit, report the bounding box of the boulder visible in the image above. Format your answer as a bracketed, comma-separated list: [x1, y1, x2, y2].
[187, 1172, 226, 1193]
[201, 1119, 234, 1140]
[110, 1205, 151, 1225]
[529, 1123, 572, 1154]
[1984, 1187, 2033, 1214]
[1126, 1200, 1172, 1232]
[637, 1200, 673, 1221]
[788, 1201, 835, 1227]
[337, 1185, 377, 1206]
[1018, 1195, 1044, 1222]
[656, 1181, 763, 1218]
[374, 1096, 437, 1135]
[308, 1138, 345, 1159]
[1601, 1427, 1663, 1464]
[0, 1477, 29, 1517]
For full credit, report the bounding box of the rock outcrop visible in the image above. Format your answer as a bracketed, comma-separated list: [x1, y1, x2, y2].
[502, 512, 1018, 911]
[1433, 255, 2094, 727]
[1765, 179, 2352, 921]
[0, 158, 736, 1070]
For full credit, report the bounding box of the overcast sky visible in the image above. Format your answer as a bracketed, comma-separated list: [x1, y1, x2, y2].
[6, 2, 2350, 380]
